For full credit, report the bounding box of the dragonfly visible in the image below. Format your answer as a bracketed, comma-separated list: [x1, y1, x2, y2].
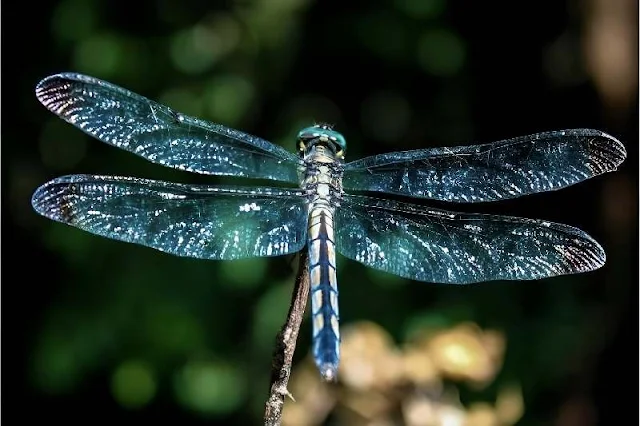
[32, 73, 626, 381]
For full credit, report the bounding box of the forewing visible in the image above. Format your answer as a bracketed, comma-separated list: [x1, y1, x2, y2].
[36, 73, 301, 182]
[343, 129, 626, 202]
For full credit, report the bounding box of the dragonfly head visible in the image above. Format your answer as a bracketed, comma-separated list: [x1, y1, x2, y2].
[297, 124, 347, 159]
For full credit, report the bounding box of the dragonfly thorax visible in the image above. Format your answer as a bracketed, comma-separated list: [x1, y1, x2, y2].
[301, 143, 344, 214]
[298, 125, 345, 205]
[297, 124, 347, 159]
[301, 155, 344, 207]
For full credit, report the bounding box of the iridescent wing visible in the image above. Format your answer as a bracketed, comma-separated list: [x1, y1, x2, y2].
[335, 194, 605, 284]
[32, 175, 308, 260]
[35, 73, 301, 182]
[343, 129, 626, 202]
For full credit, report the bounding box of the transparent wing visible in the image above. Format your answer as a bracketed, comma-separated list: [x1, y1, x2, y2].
[36, 73, 301, 182]
[335, 194, 605, 284]
[32, 175, 308, 260]
[343, 129, 626, 202]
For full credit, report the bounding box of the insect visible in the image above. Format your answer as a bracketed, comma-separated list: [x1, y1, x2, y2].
[32, 73, 626, 381]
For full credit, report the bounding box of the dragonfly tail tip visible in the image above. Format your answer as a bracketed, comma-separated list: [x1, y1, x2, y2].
[319, 364, 338, 382]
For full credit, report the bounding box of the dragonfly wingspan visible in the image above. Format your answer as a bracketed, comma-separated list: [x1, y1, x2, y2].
[35, 73, 302, 183]
[32, 175, 308, 260]
[342, 129, 626, 203]
[335, 194, 606, 284]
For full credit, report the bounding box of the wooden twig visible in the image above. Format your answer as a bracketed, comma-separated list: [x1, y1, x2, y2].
[264, 251, 310, 426]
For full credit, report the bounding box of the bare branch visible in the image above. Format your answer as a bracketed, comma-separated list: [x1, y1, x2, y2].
[264, 251, 310, 426]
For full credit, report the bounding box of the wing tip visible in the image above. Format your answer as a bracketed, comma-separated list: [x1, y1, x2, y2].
[35, 74, 72, 112]
[540, 128, 626, 174]
[31, 175, 85, 223]
[562, 128, 626, 173]
[35, 72, 99, 113]
[31, 179, 64, 221]
[569, 227, 607, 274]
[586, 129, 627, 172]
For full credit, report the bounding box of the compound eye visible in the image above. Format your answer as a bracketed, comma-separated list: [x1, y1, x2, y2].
[333, 133, 347, 155]
[296, 127, 315, 151]
[296, 127, 315, 140]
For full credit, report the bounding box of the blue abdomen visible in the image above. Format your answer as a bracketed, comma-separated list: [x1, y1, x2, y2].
[307, 206, 340, 381]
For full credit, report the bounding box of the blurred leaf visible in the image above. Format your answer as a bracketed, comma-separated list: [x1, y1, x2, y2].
[143, 301, 207, 356]
[205, 75, 255, 124]
[73, 33, 125, 76]
[53, 0, 98, 42]
[417, 27, 466, 76]
[219, 257, 267, 289]
[174, 358, 247, 415]
[32, 308, 117, 394]
[170, 25, 222, 74]
[159, 87, 206, 118]
[43, 225, 97, 265]
[252, 280, 293, 352]
[395, 0, 446, 19]
[31, 334, 83, 394]
[356, 12, 409, 61]
[111, 360, 157, 409]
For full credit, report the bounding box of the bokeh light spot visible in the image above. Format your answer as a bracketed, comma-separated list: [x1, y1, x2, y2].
[170, 16, 241, 75]
[357, 13, 408, 60]
[496, 384, 524, 424]
[395, 0, 446, 19]
[361, 90, 412, 144]
[73, 33, 124, 76]
[252, 281, 292, 351]
[52, 0, 97, 42]
[219, 257, 267, 289]
[205, 75, 255, 124]
[44, 225, 96, 265]
[111, 360, 157, 409]
[159, 88, 205, 118]
[144, 303, 205, 355]
[417, 28, 465, 76]
[174, 359, 246, 415]
[32, 335, 82, 394]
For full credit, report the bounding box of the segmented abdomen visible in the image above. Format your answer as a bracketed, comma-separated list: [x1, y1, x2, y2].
[307, 205, 340, 381]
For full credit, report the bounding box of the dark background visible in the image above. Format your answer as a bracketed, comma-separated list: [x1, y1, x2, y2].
[4, 0, 638, 425]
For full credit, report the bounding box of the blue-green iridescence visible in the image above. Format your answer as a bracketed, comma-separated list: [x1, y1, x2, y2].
[297, 125, 347, 155]
[31, 72, 627, 383]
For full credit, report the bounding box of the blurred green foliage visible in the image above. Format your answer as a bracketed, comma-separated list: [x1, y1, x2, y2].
[8, 0, 636, 424]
